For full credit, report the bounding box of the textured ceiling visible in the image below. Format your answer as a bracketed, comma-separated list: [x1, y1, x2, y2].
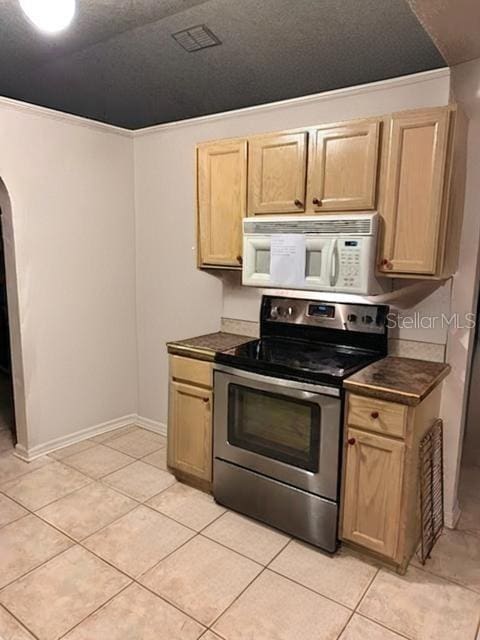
[0, 0, 445, 129]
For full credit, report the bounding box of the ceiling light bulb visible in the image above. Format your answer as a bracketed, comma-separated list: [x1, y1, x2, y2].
[19, 0, 76, 34]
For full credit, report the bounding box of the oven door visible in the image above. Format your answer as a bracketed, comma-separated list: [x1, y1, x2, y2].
[214, 365, 341, 500]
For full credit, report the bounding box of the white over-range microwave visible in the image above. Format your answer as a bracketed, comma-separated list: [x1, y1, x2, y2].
[242, 212, 386, 295]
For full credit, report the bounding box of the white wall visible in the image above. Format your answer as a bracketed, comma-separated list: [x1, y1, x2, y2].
[441, 58, 480, 522]
[0, 100, 137, 454]
[135, 69, 451, 426]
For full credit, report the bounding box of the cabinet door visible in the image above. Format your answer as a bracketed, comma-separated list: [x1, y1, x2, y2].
[168, 381, 212, 482]
[380, 108, 450, 274]
[342, 428, 405, 559]
[197, 140, 247, 268]
[248, 132, 307, 214]
[307, 120, 380, 211]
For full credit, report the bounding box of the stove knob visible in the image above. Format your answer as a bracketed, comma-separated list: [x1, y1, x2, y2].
[363, 315, 373, 324]
[347, 314, 357, 323]
[287, 306, 295, 317]
[271, 306, 280, 319]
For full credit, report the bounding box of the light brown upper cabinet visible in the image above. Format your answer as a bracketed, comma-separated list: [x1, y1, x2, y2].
[379, 108, 451, 275]
[197, 139, 247, 268]
[307, 120, 380, 212]
[195, 105, 466, 276]
[248, 132, 308, 214]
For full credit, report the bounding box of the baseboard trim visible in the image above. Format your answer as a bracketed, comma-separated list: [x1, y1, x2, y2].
[14, 414, 138, 461]
[135, 416, 167, 437]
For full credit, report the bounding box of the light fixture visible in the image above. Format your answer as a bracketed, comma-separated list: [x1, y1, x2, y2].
[19, 0, 76, 34]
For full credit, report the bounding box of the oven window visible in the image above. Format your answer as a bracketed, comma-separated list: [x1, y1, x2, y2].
[227, 384, 320, 471]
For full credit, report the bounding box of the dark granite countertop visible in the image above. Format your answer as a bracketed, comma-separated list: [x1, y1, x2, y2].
[167, 332, 253, 362]
[344, 356, 450, 406]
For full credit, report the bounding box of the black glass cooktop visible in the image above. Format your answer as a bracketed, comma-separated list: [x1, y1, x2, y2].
[215, 337, 382, 386]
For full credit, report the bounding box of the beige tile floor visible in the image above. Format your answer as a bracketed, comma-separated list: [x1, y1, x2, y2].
[0, 423, 479, 640]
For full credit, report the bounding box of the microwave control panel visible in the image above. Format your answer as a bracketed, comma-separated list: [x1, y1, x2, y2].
[338, 240, 362, 288]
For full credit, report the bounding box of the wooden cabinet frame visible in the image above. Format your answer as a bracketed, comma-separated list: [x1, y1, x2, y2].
[342, 427, 405, 558]
[307, 119, 381, 212]
[195, 105, 466, 278]
[340, 387, 442, 572]
[197, 139, 247, 269]
[248, 132, 308, 214]
[167, 356, 213, 491]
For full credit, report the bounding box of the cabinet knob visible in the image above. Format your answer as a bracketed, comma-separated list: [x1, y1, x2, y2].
[381, 258, 393, 270]
[371, 411, 379, 419]
[347, 437, 356, 446]
[294, 199, 303, 208]
[236, 255, 243, 265]
[312, 197, 322, 206]
[203, 397, 209, 403]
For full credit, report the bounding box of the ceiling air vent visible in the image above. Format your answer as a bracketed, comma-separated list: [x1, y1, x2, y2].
[172, 24, 222, 52]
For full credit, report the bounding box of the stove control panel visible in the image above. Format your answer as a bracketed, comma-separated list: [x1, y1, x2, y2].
[263, 296, 389, 335]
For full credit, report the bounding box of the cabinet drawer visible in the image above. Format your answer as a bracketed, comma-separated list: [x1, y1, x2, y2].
[170, 355, 212, 388]
[347, 394, 407, 438]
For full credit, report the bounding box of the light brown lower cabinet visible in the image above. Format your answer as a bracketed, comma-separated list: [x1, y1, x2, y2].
[342, 428, 405, 559]
[167, 355, 213, 491]
[341, 387, 442, 572]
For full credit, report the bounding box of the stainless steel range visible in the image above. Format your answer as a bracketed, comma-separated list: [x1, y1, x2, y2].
[213, 295, 388, 552]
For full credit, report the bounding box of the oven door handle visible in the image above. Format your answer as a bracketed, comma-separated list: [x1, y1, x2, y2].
[213, 363, 341, 397]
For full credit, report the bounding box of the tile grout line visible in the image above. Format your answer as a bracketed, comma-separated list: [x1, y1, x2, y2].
[0, 530, 77, 592]
[0, 601, 42, 640]
[131, 576, 208, 630]
[1, 507, 208, 634]
[404, 559, 480, 597]
[0, 461, 97, 511]
[345, 567, 419, 639]
[55, 582, 134, 640]
[206, 535, 310, 634]
[5, 500, 473, 640]
[6, 472, 480, 621]
[57, 451, 138, 479]
[11, 486, 480, 638]
[352, 567, 417, 639]
[3, 438, 480, 639]
[353, 566, 380, 613]
[354, 612, 413, 640]
[265, 564, 357, 613]
[0, 503, 27, 531]
[208, 566, 269, 633]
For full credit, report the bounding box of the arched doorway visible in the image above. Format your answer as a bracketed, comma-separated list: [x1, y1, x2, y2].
[0, 178, 28, 456]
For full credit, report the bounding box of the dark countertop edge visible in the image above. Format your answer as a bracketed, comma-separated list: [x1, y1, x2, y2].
[166, 332, 254, 362]
[344, 363, 451, 406]
[166, 343, 216, 362]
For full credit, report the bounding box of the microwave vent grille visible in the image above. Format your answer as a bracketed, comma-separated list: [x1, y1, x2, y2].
[244, 218, 373, 235]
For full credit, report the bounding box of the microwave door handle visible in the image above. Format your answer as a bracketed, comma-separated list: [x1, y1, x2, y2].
[329, 239, 339, 287]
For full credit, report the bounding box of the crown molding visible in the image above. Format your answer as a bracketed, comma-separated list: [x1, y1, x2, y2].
[0, 67, 450, 138]
[134, 67, 450, 136]
[0, 96, 134, 138]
